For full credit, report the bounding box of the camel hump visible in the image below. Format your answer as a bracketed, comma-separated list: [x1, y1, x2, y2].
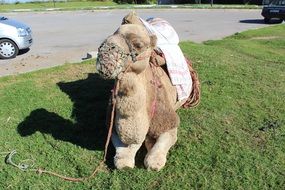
[149, 51, 201, 109]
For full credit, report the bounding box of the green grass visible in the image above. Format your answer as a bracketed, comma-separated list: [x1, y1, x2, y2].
[0, 1, 261, 12]
[1, 25, 285, 189]
[0, 1, 117, 12]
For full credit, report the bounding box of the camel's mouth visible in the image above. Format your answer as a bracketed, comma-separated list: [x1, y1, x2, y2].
[96, 41, 129, 79]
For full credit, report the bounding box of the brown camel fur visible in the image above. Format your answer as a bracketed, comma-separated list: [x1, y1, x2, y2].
[96, 12, 200, 171]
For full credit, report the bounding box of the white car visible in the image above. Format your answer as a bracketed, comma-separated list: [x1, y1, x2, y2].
[0, 16, 33, 59]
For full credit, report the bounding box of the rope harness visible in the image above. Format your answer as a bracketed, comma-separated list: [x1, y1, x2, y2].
[149, 51, 163, 118]
[96, 34, 149, 80]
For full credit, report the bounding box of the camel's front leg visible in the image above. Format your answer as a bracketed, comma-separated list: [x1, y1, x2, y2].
[144, 127, 177, 171]
[112, 132, 142, 169]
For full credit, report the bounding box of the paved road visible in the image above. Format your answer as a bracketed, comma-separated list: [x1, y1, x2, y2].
[0, 9, 268, 76]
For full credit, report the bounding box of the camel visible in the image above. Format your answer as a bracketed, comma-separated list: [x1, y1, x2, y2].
[96, 12, 200, 171]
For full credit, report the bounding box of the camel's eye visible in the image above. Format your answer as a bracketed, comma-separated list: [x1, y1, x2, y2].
[133, 42, 144, 49]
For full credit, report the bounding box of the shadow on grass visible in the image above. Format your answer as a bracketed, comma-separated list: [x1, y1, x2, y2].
[17, 73, 116, 167]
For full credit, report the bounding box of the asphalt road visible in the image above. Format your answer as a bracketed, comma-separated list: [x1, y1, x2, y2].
[0, 9, 268, 76]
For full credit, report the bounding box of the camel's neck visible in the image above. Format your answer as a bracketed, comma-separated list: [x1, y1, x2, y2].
[116, 72, 147, 116]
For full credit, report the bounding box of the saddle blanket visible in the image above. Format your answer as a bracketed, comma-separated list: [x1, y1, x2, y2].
[140, 17, 192, 101]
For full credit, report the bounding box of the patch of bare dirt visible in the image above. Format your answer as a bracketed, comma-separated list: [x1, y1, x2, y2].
[0, 49, 86, 77]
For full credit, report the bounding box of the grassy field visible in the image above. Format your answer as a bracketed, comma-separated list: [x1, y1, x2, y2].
[0, 1, 117, 12]
[0, 1, 261, 12]
[0, 24, 284, 189]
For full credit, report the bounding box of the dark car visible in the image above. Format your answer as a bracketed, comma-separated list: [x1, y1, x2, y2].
[261, 0, 285, 23]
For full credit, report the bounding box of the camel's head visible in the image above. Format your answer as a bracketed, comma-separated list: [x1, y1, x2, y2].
[96, 23, 157, 79]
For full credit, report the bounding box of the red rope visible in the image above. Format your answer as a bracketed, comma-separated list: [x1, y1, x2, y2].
[149, 62, 160, 119]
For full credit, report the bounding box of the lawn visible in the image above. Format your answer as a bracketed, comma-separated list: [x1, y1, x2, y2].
[0, 1, 117, 12]
[0, 24, 284, 189]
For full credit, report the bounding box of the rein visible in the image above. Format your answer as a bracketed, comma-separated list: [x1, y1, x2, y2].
[5, 85, 119, 182]
[5, 80, 121, 183]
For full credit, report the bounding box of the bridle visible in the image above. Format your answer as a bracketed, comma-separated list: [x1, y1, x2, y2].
[96, 34, 151, 79]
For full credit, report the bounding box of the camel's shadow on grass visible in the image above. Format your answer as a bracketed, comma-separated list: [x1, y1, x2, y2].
[17, 73, 116, 166]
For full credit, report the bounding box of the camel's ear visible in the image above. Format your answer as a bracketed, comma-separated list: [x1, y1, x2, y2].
[149, 35, 157, 48]
[122, 11, 142, 25]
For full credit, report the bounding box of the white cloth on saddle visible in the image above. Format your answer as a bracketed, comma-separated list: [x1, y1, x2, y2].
[140, 18, 192, 101]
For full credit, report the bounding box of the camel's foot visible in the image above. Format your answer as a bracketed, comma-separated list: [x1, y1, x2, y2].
[112, 132, 142, 170]
[144, 151, 166, 171]
[114, 155, 135, 170]
[144, 128, 178, 171]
